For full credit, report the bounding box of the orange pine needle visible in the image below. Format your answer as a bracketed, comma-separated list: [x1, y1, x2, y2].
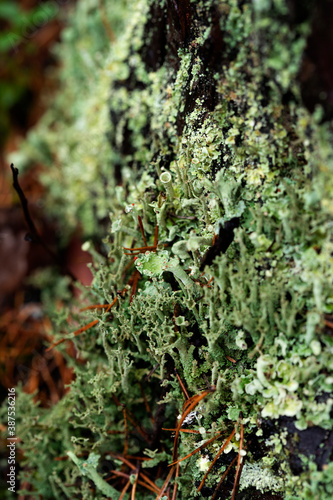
[155, 466, 175, 500]
[119, 478, 131, 500]
[231, 419, 244, 500]
[211, 455, 238, 500]
[324, 319, 333, 329]
[154, 223, 159, 248]
[182, 391, 208, 414]
[138, 478, 160, 495]
[172, 389, 215, 462]
[80, 296, 117, 312]
[54, 455, 69, 461]
[110, 454, 135, 470]
[171, 462, 179, 500]
[46, 319, 99, 351]
[226, 356, 236, 363]
[197, 428, 236, 492]
[129, 270, 140, 304]
[111, 453, 173, 497]
[123, 408, 128, 457]
[70, 319, 100, 339]
[123, 219, 159, 257]
[138, 481, 160, 495]
[110, 469, 129, 478]
[139, 473, 160, 493]
[175, 370, 190, 400]
[170, 430, 222, 466]
[111, 470, 161, 495]
[138, 216, 148, 247]
[163, 428, 200, 434]
[110, 464, 160, 494]
[123, 245, 157, 254]
[80, 304, 110, 311]
[131, 471, 139, 500]
[179, 429, 201, 434]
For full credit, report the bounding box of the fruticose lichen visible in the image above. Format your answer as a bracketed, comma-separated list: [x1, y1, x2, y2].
[2, 0, 333, 498]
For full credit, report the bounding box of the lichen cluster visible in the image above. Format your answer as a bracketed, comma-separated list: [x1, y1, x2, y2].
[3, 0, 333, 498]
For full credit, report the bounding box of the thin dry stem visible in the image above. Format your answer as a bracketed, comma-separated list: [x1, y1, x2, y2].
[170, 430, 222, 467]
[155, 466, 175, 500]
[210, 455, 238, 500]
[231, 420, 244, 500]
[197, 428, 236, 492]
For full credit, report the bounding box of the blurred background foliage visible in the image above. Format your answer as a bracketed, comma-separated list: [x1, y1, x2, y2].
[0, 0, 77, 407]
[0, 0, 67, 149]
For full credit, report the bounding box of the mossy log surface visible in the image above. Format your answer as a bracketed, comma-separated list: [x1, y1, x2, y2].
[2, 0, 333, 499]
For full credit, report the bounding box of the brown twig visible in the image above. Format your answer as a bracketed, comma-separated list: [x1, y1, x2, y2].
[10, 163, 55, 259]
[145, 363, 160, 381]
[10, 163, 77, 281]
[231, 415, 244, 500]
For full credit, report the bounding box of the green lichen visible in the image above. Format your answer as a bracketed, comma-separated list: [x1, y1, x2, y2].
[67, 452, 122, 499]
[2, 0, 333, 498]
[239, 462, 284, 494]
